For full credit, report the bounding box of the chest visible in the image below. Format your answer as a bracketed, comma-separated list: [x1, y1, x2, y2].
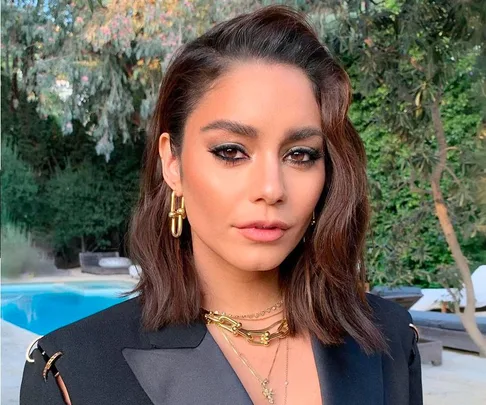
[208, 327, 322, 405]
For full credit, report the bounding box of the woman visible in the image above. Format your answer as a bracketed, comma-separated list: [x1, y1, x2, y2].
[20, 5, 422, 405]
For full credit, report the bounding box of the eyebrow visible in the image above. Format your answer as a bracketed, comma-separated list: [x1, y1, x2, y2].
[200, 119, 325, 142]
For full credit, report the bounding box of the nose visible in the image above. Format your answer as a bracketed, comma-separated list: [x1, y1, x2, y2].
[248, 153, 286, 205]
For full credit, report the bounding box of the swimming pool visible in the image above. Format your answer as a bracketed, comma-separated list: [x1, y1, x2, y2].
[0, 281, 138, 335]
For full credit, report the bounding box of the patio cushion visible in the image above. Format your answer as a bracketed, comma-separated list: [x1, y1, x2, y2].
[410, 265, 486, 311]
[409, 310, 486, 334]
[99, 257, 132, 268]
[371, 286, 423, 296]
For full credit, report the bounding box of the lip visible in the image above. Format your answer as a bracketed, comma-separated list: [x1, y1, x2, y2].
[234, 220, 289, 243]
[236, 227, 285, 242]
[235, 220, 290, 230]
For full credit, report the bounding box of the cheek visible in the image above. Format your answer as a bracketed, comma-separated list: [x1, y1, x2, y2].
[286, 166, 325, 218]
[180, 151, 236, 234]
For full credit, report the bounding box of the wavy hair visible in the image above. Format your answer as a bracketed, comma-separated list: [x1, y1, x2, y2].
[126, 5, 387, 355]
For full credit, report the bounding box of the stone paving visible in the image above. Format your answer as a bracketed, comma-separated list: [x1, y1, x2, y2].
[1, 321, 39, 405]
[2, 267, 136, 285]
[421, 349, 486, 405]
[1, 271, 486, 404]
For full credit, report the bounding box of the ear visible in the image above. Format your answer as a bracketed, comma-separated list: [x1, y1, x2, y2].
[158, 132, 182, 195]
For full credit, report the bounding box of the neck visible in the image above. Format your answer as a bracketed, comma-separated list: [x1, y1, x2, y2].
[193, 241, 282, 317]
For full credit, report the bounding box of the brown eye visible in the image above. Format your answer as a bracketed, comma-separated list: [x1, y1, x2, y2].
[284, 147, 323, 167]
[209, 144, 248, 164]
[287, 151, 309, 162]
[221, 148, 239, 159]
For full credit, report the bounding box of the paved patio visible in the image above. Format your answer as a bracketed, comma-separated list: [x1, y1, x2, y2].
[1, 321, 39, 405]
[2, 267, 136, 284]
[2, 271, 486, 404]
[421, 349, 486, 404]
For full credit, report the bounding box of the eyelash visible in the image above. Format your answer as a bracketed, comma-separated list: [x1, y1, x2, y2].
[208, 144, 323, 167]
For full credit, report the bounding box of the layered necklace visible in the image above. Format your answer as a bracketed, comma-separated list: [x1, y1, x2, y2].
[202, 300, 290, 404]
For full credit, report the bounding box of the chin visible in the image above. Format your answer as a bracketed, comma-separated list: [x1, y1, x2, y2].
[225, 246, 291, 272]
[236, 263, 280, 272]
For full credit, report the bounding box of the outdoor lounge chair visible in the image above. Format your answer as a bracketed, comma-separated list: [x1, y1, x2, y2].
[410, 265, 486, 311]
[370, 286, 423, 310]
[79, 252, 130, 275]
[409, 309, 486, 355]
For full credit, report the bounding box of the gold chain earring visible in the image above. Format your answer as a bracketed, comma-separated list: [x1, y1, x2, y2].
[168, 191, 186, 238]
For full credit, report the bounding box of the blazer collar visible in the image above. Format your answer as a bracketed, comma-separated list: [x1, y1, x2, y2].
[142, 318, 384, 405]
[145, 318, 207, 349]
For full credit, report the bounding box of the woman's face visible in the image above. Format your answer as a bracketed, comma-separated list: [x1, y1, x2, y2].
[160, 61, 325, 272]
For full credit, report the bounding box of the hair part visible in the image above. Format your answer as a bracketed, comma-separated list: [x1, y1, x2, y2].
[125, 5, 388, 355]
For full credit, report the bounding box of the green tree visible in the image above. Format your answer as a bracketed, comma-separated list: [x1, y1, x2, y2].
[2, 71, 143, 261]
[1, 140, 39, 229]
[318, 0, 486, 354]
[1, 0, 256, 160]
[1, 142, 46, 279]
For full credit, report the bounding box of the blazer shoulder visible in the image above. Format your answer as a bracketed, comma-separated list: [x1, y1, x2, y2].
[38, 296, 145, 351]
[365, 292, 413, 321]
[365, 292, 415, 347]
[21, 297, 150, 405]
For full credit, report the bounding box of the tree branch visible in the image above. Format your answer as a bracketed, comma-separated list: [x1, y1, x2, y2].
[430, 91, 486, 355]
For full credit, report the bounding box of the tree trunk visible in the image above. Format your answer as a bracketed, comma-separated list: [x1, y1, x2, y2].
[430, 95, 486, 356]
[10, 56, 20, 111]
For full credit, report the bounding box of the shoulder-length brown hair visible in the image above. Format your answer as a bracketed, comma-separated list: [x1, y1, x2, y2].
[126, 5, 387, 355]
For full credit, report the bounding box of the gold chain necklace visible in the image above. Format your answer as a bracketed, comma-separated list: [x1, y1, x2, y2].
[203, 310, 289, 346]
[218, 327, 289, 404]
[234, 309, 285, 322]
[217, 299, 284, 320]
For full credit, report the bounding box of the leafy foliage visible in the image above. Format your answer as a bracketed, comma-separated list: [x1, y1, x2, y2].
[1, 140, 39, 230]
[319, 0, 486, 286]
[1, 74, 143, 260]
[1, 0, 485, 280]
[1, 0, 258, 160]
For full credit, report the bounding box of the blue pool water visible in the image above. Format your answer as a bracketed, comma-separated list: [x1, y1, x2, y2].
[0, 281, 138, 335]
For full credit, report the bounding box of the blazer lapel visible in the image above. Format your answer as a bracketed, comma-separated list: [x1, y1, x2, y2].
[129, 316, 384, 405]
[124, 319, 253, 405]
[311, 334, 384, 405]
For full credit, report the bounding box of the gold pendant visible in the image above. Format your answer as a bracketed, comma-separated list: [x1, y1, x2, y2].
[261, 379, 275, 404]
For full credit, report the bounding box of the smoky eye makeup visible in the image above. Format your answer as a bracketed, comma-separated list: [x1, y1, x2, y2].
[284, 146, 323, 166]
[208, 143, 248, 165]
[208, 142, 324, 168]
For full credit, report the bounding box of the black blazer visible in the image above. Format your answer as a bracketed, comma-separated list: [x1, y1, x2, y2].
[20, 293, 423, 405]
